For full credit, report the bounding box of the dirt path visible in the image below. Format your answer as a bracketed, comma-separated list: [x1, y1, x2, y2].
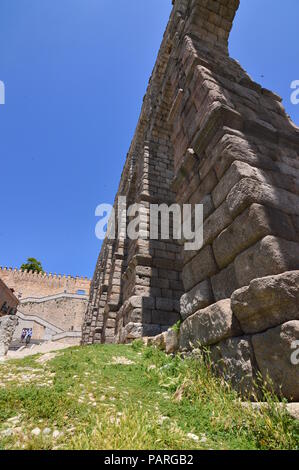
[5, 341, 74, 360]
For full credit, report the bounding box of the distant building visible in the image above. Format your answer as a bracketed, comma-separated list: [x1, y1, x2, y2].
[0, 267, 91, 344]
[0, 278, 19, 317]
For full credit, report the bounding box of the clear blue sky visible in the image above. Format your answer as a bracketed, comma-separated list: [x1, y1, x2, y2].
[0, 0, 298, 278]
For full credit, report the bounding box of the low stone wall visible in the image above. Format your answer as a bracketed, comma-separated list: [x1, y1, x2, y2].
[146, 271, 299, 402]
[0, 315, 18, 358]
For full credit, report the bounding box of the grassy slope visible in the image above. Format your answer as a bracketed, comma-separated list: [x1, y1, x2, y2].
[0, 342, 298, 450]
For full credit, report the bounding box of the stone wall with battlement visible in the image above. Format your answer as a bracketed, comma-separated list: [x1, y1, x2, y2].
[0, 267, 91, 300]
[0, 268, 91, 345]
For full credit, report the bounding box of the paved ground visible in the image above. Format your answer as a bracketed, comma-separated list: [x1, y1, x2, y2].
[5, 341, 75, 360]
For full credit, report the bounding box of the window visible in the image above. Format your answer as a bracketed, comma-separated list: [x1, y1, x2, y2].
[76, 290, 86, 295]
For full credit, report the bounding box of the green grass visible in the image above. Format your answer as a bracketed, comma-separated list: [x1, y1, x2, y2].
[0, 342, 298, 450]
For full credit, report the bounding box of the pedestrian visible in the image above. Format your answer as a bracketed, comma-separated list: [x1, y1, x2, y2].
[21, 328, 26, 343]
[25, 329, 32, 346]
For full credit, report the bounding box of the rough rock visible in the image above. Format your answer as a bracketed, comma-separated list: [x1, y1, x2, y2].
[148, 332, 167, 350]
[210, 336, 258, 397]
[179, 299, 242, 350]
[213, 203, 297, 270]
[180, 279, 213, 320]
[165, 328, 179, 354]
[123, 322, 143, 341]
[252, 321, 299, 401]
[182, 245, 218, 291]
[211, 263, 238, 301]
[286, 403, 299, 421]
[234, 236, 299, 288]
[231, 271, 299, 334]
[226, 177, 299, 218]
[202, 201, 233, 246]
[0, 315, 18, 357]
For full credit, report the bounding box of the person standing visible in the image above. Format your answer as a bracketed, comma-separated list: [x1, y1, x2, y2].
[25, 329, 32, 346]
[21, 329, 26, 343]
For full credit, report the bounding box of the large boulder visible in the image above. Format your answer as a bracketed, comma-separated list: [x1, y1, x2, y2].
[180, 279, 213, 320]
[0, 315, 19, 358]
[179, 299, 242, 350]
[213, 203, 297, 270]
[210, 336, 258, 397]
[231, 271, 299, 334]
[165, 328, 179, 354]
[182, 245, 218, 291]
[211, 263, 239, 301]
[123, 322, 143, 341]
[234, 236, 299, 288]
[252, 321, 299, 401]
[149, 332, 167, 350]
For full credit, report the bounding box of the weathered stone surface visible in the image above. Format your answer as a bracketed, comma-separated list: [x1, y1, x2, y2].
[152, 310, 180, 326]
[227, 178, 299, 219]
[286, 404, 299, 421]
[202, 201, 233, 247]
[252, 321, 299, 401]
[149, 332, 167, 350]
[212, 160, 257, 208]
[210, 336, 258, 397]
[213, 160, 299, 209]
[179, 299, 242, 350]
[234, 236, 299, 288]
[165, 329, 179, 354]
[213, 134, 277, 181]
[129, 308, 142, 323]
[129, 296, 143, 309]
[213, 204, 297, 269]
[182, 245, 218, 291]
[123, 322, 143, 341]
[200, 194, 214, 220]
[231, 271, 299, 334]
[0, 315, 19, 357]
[143, 324, 161, 337]
[180, 279, 213, 320]
[211, 263, 238, 301]
[156, 298, 174, 312]
[81, 0, 299, 405]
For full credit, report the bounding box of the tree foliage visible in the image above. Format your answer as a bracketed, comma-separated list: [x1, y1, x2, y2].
[20, 257, 44, 273]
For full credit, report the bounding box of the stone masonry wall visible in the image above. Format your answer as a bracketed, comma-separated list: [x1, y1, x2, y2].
[0, 315, 18, 358]
[14, 294, 88, 342]
[0, 268, 91, 344]
[82, 0, 299, 400]
[0, 267, 91, 300]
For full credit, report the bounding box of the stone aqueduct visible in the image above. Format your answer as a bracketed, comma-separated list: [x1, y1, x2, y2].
[82, 0, 299, 399]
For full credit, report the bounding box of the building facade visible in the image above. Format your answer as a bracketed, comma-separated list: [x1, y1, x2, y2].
[0, 267, 91, 344]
